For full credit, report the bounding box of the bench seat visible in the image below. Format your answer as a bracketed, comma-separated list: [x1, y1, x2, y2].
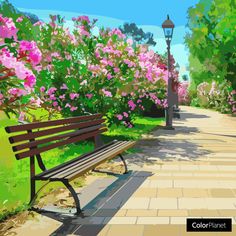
[34, 140, 135, 181]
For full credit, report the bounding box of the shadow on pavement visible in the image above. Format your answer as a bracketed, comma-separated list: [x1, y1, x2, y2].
[178, 110, 210, 120]
[35, 171, 152, 236]
[125, 123, 211, 167]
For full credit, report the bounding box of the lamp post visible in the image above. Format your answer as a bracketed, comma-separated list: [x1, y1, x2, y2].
[162, 15, 175, 130]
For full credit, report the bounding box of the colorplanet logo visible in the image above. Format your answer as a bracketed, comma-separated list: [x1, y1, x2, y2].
[186, 218, 232, 232]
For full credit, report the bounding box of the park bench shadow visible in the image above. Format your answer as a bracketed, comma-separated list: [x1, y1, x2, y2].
[35, 171, 152, 236]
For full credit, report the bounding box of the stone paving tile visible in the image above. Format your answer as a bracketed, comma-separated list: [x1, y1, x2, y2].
[149, 179, 173, 188]
[174, 180, 232, 189]
[205, 198, 236, 209]
[178, 198, 208, 209]
[158, 210, 188, 217]
[103, 217, 137, 224]
[136, 217, 169, 224]
[106, 225, 144, 236]
[210, 189, 235, 197]
[180, 165, 200, 171]
[143, 225, 181, 236]
[161, 165, 180, 171]
[170, 217, 189, 224]
[218, 210, 236, 217]
[132, 188, 157, 198]
[156, 188, 182, 197]
[188, 209, 220, 216]
[126, 209, 158, 217]
[149, 198, 178, 209]
[122, 197, 150, 209]
[182, 188, 209, 197]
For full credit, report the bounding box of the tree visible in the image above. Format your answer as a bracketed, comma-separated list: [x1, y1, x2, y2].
[120, 22, 156, 46]
[186, 0, 236, 90]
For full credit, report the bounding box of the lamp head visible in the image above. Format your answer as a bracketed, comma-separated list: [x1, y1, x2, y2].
[162, 15, 175, 42]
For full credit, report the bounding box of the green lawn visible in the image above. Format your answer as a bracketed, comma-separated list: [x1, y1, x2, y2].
[0, 111, 164, 221]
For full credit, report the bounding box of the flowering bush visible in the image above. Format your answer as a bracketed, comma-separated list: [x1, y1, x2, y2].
[33, 15, 173, 126]
[0, 14, 42, 118]
[0, 14, 180, 126]
[178, 81, 190, 105]
[191, 80, 235, 114]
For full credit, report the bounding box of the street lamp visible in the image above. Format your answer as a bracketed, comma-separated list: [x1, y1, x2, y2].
[162, 15, 175, 130]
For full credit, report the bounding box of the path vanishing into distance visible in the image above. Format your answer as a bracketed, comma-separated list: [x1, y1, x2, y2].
[6, 106, 236, 236]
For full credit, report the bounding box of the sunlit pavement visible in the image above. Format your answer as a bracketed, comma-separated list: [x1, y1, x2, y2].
[7, 106, 236, 236]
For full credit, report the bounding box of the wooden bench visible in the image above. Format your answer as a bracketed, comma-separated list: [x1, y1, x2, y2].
[5, 114, 136, 214]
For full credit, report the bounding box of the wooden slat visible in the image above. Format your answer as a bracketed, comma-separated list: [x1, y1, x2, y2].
[38, 141, 134, 181]
[5, 114, 102, 133]
[9, 119, 105, 144]
[12, 124, 106, 152]
[40, 141, 125, 179]
[64, 141, 136, 181]
[53, 141, 132, 180]
[34, 140, 118, 179]
[15, 128, 108, 160]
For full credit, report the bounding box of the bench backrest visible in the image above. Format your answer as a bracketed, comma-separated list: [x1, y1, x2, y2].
[5, 114, 107, 167]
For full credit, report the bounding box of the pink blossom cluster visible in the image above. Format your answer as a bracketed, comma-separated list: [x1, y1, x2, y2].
[228, 90, 236, 114]
[19, 40, 42, 66]
[0, 15, 42, 115]
[0, 14, 18, 43]
[178, 81, 190, 105]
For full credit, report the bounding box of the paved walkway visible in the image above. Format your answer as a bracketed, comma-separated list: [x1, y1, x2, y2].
[6, 106, 236, 236]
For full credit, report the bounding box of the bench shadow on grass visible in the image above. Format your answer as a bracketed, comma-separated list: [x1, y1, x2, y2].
[36, 171, 152, 236]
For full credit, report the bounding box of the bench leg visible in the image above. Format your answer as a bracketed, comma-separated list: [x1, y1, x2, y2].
[62, 180, 82, 215]
[118, 154, 128, 174]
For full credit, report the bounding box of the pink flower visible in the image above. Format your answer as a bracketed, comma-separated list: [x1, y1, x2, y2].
[49, 94, 56, 101]
[107, 73, 113, 80]
[40, 86, 45, 92]
[70, 106, 78, 111]
[59, 94, 66, 100]
[8, 88, 27, 96]
[16, 16, 24, 22]
[102, 89, 112, 97]
[123, 112, 129, 118]
[137, 99, 142, 103]
[24, 74, 36, 88]
[77, 15, 90, 23]
[52, 101, 58, 107]
[128, 100, 136, 110]
[0, 93, 3, 100]
[114, 67, 120, 73]
[121, 92, 127, 97]
[70, 93, 79, 100]
[117, 114, 123, 120]
[86, 93, 93, 99]
[47, 87, 57, 95]
[0, 15, 18, 40]
[65, 103, 71, 108]
[19, 41, 42, 65]
[60, 83, 68, 90]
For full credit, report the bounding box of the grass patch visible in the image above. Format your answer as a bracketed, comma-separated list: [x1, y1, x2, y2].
[0, 112, 164, 221]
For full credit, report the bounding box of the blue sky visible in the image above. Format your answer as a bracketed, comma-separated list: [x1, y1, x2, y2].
[9, 0, 199, 77]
